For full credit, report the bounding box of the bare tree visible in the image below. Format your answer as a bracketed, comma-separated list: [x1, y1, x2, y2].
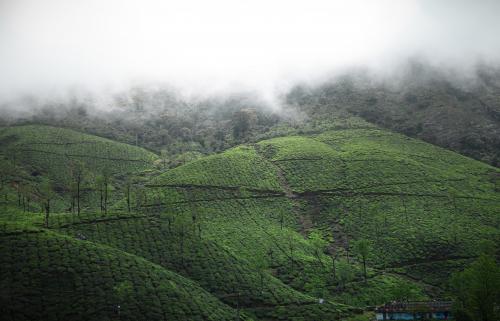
[40, 179, 55, 228]
[353, 239, 371, 282]
[70, 160, 85, 215]
[95, 175, 104, 214]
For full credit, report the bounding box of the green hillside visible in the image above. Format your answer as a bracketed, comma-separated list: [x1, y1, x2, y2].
[286, 64, 500, 166]
[0, 125, 158, 179]
[257, 130, 499, 290]
[0, 124, 498, 320]
[0, 221, 241, 321]
[0, 125, 159, 212]
[53, 211, 348, 320]
[142, 127, 499, 307]
[150, 145, 282, 191]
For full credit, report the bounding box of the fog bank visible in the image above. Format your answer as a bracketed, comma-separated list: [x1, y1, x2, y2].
[1, 0, 499, 106]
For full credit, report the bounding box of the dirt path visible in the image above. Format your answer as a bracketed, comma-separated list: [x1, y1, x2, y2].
[253, 144, 313, 236]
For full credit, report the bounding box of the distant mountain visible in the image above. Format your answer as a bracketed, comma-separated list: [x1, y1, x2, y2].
[286, 61, 500, 167]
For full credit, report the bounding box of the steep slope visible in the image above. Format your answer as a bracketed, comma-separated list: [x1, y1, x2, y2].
[0, 125, 158, 179]
[257, 130, 499, 288]
[0, 125, 349, 320]
[0, 125, 159, 212]
[150, 145, 282, 191]
[0, 221, 241, 321]
[50, 211, 347, 320]
[143, 127, 499, 307]
[1, 123, 498, 319]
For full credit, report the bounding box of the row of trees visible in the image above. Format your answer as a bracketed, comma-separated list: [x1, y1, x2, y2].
[6, 159, 139, 227]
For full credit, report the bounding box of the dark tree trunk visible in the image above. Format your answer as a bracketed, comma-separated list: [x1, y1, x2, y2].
[332, 256, 336, 280]
[44, 200, 50, 228]
[362, 257, 367, 282]
[104, 182, 108, 215]
[100, 188, 103, 214]
[126, 185, 130, 213]
[77, 178, 80, 215]
[346, 239, 350, 263]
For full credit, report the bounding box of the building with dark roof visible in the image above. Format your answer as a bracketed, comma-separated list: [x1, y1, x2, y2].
[375, 301, 453, 320]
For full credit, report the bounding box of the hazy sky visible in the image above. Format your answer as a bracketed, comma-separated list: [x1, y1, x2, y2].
[0, 0, 499, 99]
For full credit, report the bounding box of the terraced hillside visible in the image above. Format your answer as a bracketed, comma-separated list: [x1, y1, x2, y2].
[0, 125, 157, 176]
[0, 126, 349, 320]
[141, 128, 499, 307]
[256, 130, 499, 288]
[0, 124, 498, 320]
[0, 125, 159, 212]
[0, 221, 241, 321]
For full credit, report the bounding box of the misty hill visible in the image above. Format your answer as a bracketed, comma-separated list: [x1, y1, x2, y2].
[286, 62, 500, 166]
[1, 123, 498, 320]
[3, 62, 499, 169]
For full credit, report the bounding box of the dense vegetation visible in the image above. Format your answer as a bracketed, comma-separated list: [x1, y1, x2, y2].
[0, 222, 240, 321]
[449, 252, 500, 321]
[286, 61, 500, 166]
[0, 119, 498, 320]
[2, 62, 499, 168]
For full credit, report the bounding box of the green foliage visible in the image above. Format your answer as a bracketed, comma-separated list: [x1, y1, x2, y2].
[337, 259, 354, 289]
[114, 280, 134, 301]
[353, 240, 370, 259]
[388, 279, 421, 302]
[0, 125, 159, 212]
[0, 223, 241, 321]
[449, 254, 500, 321]
[353, 239, 371, 281]
[0, 125, 158, 182]
[1, 122, 499, 319]
[151, 145, 282, 191]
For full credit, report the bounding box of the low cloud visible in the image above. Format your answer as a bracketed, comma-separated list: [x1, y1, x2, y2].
[0, 0, 499, 106]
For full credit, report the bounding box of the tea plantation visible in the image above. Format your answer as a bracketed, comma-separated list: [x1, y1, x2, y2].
[0, 124, 498, 320]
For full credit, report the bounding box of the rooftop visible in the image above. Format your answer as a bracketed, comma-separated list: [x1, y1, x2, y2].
[376, 301, 453, 313]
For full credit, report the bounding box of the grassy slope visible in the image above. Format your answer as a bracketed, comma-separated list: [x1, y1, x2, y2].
[1, 124, 498, 319]
[0, 126, 347, 320]
[51, 211, 347, 320]
[0, 125, 158, 179]
[0, 125, 159, 211]
[0, 221, 240, 321]
[256, 129, 499, 303]
[143, 127, 499, 307]
[150, 145, 282, 191]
